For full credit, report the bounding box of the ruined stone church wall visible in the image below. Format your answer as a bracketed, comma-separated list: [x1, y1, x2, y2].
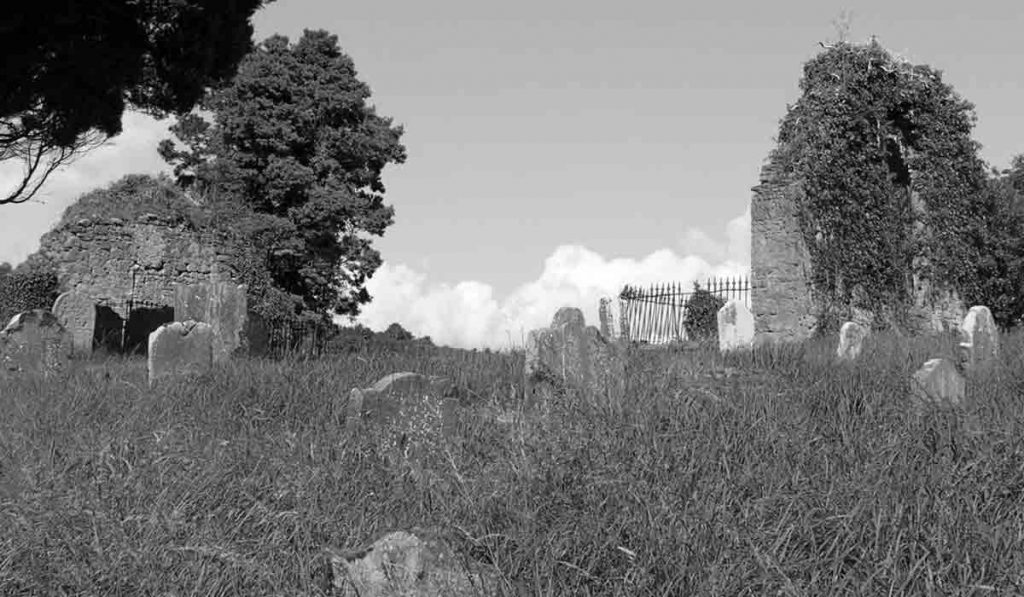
[750, 156, 966, 343]
[750, 159, 816, 344]
[35, 214, 237, 317]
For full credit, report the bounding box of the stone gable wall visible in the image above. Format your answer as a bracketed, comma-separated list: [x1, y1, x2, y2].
[36, 214, 237, 316]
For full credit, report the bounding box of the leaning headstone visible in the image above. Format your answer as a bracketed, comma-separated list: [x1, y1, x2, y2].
[344, 372, 459, 473]
[910, 358, 965, 412]
[836, 321, 868, 361]
[524, 307, 626, 408]
[148, 320, 214, 386]
[959, 305, 999, 372]
[173, 279, 247, 362]
[52, 289, 95, 355]
[0, 309, 73, 375]
[717, 300, 754, 353]
[321, 527, 501, 596]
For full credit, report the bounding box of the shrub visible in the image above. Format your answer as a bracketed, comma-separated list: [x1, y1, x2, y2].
[683, 284, 726, 343]
[0, 266, 59, 325]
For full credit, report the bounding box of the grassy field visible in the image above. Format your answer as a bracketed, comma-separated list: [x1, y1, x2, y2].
[2, 331, 1023, 596]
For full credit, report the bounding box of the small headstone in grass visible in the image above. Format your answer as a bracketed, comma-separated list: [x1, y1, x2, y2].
[319, 527, 503, 596]
[344, 372, 460, 473]
[836, 321, 868, 361]
[910, 358, 965, 412]
[959, 305, 999, 373]
[717, 299, 754, 353]
[0, 309, 73, 375]
[524, 306, 626, 409]
[147, 320, 213, 386]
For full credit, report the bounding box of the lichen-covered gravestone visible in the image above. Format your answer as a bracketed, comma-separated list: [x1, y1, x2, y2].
[148, 320, 213, 386]
[836, 321, 868, 361]
[959, 305, 999, 372]
[51, 289, 95, 355]
[0, 309, 73, 375]
[173, 279, 247, 362]
[525, 307, 626, 408]
[344, 372, 459, 476]
[321, 527, 501, 596]
[910, 358, 965, 412]
[717, 299, 754, 353]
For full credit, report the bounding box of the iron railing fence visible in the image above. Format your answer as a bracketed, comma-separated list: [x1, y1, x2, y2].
[618, 276, 750, 345]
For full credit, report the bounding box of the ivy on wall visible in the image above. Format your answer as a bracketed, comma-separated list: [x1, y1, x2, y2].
[772, 39, 994, 332]
[0, 267, 59, 325]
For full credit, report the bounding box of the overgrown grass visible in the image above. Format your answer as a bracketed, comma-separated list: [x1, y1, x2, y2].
[2, 332, 1023, 595]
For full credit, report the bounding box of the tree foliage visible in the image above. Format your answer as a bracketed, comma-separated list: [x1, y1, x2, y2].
[0, 266, 59, 325]
[0, 0, 272, 204]
[159, 29, 406, 320]
[773, 39, 1021, 329]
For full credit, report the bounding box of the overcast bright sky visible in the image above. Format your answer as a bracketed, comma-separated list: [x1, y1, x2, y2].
[1, 0, 1021, 349]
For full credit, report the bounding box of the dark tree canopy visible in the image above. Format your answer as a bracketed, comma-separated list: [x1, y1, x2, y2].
[160, 29, 406, 320]
[0, 0, 273, 204]
[772, 38, 1022, 329]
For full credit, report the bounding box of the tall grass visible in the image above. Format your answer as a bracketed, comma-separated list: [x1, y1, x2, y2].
[1, 332, 1023, 595]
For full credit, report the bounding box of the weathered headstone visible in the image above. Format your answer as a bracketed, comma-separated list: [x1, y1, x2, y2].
[910, 358, 965, 412]
[836, 321, 868, 361]
[0, 309, 73, 375]
[321, 527, 501, 596]
[148, 320, 213, 386]
[598, 296, 621, 341]
[51, 289, 95, 355]
[173, 279, 247, 362]
[345, 372, 459, 474]
[524, 307, 626, 408]
[717, 299, 754, 353]
[959, 305, 999, 372]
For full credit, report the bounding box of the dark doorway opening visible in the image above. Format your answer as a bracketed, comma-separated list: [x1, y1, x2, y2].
[92, 303, 175, 356]
[93, 305, 125, 354]
[125, 306, 174, 355]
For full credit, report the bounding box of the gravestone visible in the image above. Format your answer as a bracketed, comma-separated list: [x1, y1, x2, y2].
[598, 296, 622, 341]
[321, 527, 501, 596]
[959, 305, 999, 372]
[0, 309, 73, 375]
[836, 321, 868, 361]
[717, 300, 754, 353]
[148, 320, 213, 386]
[174, 279, 247, 362]
[525, 307, 626, 408]
[910, 358, 965, 412]
[51, 290, 94, 355]
[344, 372, 459, 475]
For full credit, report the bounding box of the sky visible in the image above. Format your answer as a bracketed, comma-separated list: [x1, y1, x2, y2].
[1, 0, 1022, 349]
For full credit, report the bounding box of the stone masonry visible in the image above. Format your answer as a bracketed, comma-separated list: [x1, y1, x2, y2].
[750, 160, 816, 345]
[750, 154, 965, 344]
[33, 214, 238, 354]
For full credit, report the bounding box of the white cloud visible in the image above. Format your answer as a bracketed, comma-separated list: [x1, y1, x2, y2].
[679, 205, 750, 265]
[0, 111, 172, 265]
[352, 212, 751, 351]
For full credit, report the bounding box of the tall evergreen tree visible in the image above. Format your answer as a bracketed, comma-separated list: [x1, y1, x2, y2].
[160, 29, 406, 319]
